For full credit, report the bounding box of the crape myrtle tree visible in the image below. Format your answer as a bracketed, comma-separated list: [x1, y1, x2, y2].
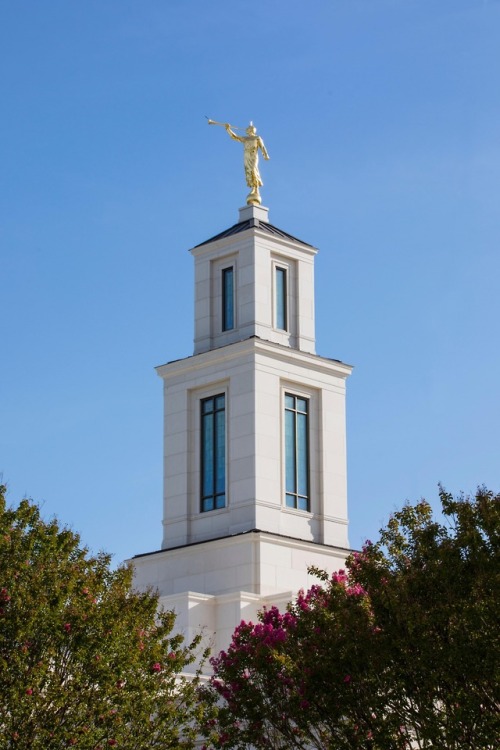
[203, 487, 499, 750]
[0, 484, 211, 749]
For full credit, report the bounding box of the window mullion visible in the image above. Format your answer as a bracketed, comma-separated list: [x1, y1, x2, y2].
[212, 408, 217, 501]
[201, 394, 226, 513]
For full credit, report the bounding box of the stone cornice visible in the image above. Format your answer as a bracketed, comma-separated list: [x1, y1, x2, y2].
[131, 527, 352, 562]
[156, 337, 353, 381]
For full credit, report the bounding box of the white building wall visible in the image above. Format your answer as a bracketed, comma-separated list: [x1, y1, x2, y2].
[133, 531, 350, 662]
[192, 206, 317, 355]
[156, 338, 351, 551]
[132, 203, 352, 670]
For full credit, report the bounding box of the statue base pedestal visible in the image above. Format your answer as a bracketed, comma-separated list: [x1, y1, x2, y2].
[246, 188, 261, 206]
[238, 204, 269, 223]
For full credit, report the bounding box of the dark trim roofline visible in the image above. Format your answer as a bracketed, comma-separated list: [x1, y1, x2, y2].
[156, 334, 349, 370]
[133, 527, 353, 559]
[194, 217, 316, 249]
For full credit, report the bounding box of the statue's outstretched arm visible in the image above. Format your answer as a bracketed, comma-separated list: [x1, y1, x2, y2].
[259, 137, 270, 160]
[225, 124, 244, 143]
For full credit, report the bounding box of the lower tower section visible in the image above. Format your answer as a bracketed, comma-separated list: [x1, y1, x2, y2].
[133, 531, 350, 660]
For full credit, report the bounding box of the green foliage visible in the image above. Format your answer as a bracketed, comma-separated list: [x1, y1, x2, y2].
[0, 484, 209, 749]
[202, 487, 500, 749]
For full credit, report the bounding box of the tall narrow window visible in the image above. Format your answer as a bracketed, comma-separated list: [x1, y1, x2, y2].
[285, 393, 309, 511]
[222, 267, 234, 331]
[201, 394, 226, 512]
[275, 267, 287, 331]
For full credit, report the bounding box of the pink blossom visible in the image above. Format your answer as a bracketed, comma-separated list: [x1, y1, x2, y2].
[332, 570, 348, 585]
[151, 662, 162, 672]
[25, 687, 33, 696]
[274, 628, 287, 642]
[63, 623, 71, 633]
[283, 612, 297, 628]
[343, 674, 351, 683]
[346, 583, 367, 597]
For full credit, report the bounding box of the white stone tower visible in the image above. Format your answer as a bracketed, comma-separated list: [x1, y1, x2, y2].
[132, 203, 352, 655]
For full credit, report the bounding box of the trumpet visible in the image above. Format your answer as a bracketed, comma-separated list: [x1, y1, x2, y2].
[205, 116, 244, 130]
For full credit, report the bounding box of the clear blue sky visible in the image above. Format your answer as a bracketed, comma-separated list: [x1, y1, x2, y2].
[1, 0, 499, 563]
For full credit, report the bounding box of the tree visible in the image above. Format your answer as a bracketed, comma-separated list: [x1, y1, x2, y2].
[203, 487, 499, 749]
[0, 484, 209, 749]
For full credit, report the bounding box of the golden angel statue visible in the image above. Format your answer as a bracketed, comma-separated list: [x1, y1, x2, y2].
[207, 119, 270, 205]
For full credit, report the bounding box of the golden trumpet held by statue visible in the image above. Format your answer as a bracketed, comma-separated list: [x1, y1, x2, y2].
[206, 117, 244, 130]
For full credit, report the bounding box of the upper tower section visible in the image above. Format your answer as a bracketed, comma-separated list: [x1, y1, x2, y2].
[191, 204, 318, 355]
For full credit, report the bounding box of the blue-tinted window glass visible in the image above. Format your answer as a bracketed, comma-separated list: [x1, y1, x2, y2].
[285, 409, 296, 494]
[222, 267, 234, 331]
[201, 394, 226, 512]
[275, 267, 287, 330]
[215, 409, 225, 493]
[202, 414, 214, 497]
[284, 393, 309, 511]
[297, 496, 309, 511]
[297, 412, 308, 497]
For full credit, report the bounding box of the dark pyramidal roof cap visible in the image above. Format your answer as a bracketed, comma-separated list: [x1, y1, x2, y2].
[195, 216, 316, 249]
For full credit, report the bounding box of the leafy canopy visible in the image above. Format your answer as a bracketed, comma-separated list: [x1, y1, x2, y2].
[203, 487, 499, 750]
[0, 484, 209, 749]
